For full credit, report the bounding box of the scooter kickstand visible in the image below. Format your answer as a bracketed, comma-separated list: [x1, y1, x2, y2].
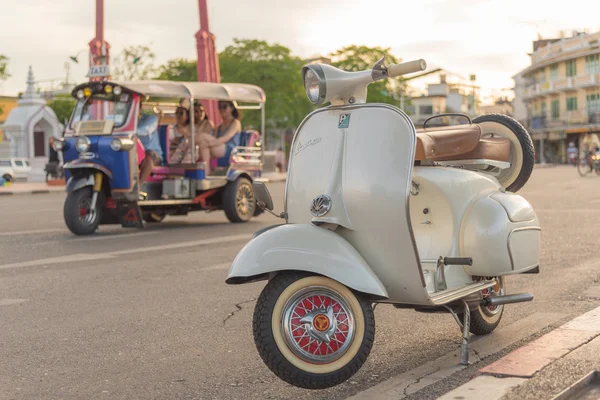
[443, 299, 471, 366]
[460, 299, 470, 366]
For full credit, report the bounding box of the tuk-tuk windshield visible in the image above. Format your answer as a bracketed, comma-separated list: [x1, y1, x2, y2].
[70, 94, 132, 130]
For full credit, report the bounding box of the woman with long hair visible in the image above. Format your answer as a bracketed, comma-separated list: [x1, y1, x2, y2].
[196, 100, 242, 174]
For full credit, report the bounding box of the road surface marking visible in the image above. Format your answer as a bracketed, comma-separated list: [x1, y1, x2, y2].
[108, 234, 250, 256]
[0, 228, 65, 237]
[203, 263, 232, 271]
[0, 234, 251, 271]
[0, 253, 115, 270]
[0, 298, 29, 307]
[346, 312, 566, 400]
[69, 231, 159, 242]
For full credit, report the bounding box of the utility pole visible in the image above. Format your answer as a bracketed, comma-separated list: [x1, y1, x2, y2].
[87, 0, 110, 82]
[196, 0, 221, 124]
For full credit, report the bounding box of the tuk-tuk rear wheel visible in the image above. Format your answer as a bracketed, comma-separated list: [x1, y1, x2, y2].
[223, 177, 256, 223]
[64, 187, 103, 235]
[252, 272, 375, 389]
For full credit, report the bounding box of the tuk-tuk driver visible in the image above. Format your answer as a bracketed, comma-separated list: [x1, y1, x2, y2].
[137, 108, 163, 197]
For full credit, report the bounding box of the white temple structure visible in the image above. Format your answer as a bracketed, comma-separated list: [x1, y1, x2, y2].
[2, 67, 62, 181]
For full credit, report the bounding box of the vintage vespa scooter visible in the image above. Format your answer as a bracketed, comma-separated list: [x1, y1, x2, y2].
[226, 57, 540, 389]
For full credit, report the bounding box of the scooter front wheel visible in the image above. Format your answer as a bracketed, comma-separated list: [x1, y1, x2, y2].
[252, 272, 375, 389]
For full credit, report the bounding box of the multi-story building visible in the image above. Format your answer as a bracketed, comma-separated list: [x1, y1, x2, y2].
[403, 68, 480, 128]
[514, 30, 600, 163]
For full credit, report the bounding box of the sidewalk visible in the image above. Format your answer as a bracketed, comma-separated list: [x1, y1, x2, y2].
[0, 182, 65, 196]
[438, 303, 600, 400]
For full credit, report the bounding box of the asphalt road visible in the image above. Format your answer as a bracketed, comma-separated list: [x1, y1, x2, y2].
[1, 165, 599, 400]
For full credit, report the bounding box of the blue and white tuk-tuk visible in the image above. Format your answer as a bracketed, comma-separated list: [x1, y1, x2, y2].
[54, 80, 267, 235]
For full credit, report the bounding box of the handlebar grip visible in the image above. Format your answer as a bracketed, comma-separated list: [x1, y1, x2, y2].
[388, 59, 427, 78]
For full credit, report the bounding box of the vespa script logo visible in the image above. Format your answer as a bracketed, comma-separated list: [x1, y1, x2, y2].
[294, 137, 322, 156]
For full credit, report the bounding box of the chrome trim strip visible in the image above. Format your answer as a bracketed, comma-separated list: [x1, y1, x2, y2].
[138, 199, 195, 206]
[430, 280, 498, 305]
[507, 226, 542, 270]
[284, 103, 426, 287]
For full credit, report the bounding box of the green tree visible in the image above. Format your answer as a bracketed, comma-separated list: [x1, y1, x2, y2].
[0, 54, 10, 116]
[218, 39, 312, 130]
[156, 39, 313, 131]
[48, 94, 76, 126]
[329, 45, 405, 106]
[112, 45, 156, 80]
[156, 58, 197, 81]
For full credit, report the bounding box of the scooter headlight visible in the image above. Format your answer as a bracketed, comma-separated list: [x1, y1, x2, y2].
[75, 136, 91, 152]
[302, 65, 327, 105]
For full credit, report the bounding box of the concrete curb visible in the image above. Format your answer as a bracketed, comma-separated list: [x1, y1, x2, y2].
[438, 305, 600, 400]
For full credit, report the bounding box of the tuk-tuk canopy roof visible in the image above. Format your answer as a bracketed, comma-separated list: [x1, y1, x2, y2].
[72, 80, 266, 104]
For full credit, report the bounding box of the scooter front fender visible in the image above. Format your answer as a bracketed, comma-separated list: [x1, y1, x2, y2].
[226, 224, 389, 299]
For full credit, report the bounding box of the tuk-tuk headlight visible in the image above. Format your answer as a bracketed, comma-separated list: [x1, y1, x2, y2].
[75, 136, 91, 152]
[77, 89, 85, 99]
[302, 66, 326, 105]
[110, 137, 134, 151]
[113, 86, 122, 96]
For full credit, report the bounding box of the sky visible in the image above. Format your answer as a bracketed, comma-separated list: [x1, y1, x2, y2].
[1, 0, 599, 104]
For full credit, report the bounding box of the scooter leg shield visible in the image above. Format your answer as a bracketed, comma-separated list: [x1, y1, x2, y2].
[225, 224, 389, 299]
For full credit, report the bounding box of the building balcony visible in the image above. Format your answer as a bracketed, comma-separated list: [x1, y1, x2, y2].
[522, 74, 600, 101]
[528, 110, 600, 132]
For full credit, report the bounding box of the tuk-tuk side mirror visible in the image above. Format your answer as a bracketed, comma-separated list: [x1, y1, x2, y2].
[253, 181, 274, 211]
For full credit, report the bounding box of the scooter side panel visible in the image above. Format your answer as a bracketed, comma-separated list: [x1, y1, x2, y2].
[285, 104, 431, 305]
[460, 192, 541, 276]
[226, 224, 389, 299]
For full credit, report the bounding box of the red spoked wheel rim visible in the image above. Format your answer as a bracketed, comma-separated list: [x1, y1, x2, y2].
[282, 287, 355, 364]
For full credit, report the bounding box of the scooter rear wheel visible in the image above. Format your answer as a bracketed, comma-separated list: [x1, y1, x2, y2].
[462, 277, 505, 335]
[252, 272, 375, 389]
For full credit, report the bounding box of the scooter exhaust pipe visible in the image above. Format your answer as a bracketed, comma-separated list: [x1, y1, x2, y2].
[482, 293, 534, 307]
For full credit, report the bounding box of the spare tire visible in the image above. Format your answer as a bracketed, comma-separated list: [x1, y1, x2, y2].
[472, 114, 535, 192]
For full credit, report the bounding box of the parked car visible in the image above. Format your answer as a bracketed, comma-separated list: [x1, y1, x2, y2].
[0, 158, 31, 181]
[0, 160, 15, 183]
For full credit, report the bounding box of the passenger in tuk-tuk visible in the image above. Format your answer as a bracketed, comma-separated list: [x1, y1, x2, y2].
[193, 102, 214, 135]
[136, 107, 163, 195]
[168, 102, 214, 165]
[196, 100, 242, 173]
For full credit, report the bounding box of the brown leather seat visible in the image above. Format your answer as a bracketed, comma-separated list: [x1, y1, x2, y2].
[415, 125, 510, 162]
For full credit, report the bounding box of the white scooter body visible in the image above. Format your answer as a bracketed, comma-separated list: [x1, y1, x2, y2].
[225, 57, 540, 389]
[228, 103, 540, 306]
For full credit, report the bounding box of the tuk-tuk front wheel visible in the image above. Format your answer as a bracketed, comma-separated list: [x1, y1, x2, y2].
[64, 187, 103, 235]
[223, 177, 256, 223]
[253, 273, 375, 389]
